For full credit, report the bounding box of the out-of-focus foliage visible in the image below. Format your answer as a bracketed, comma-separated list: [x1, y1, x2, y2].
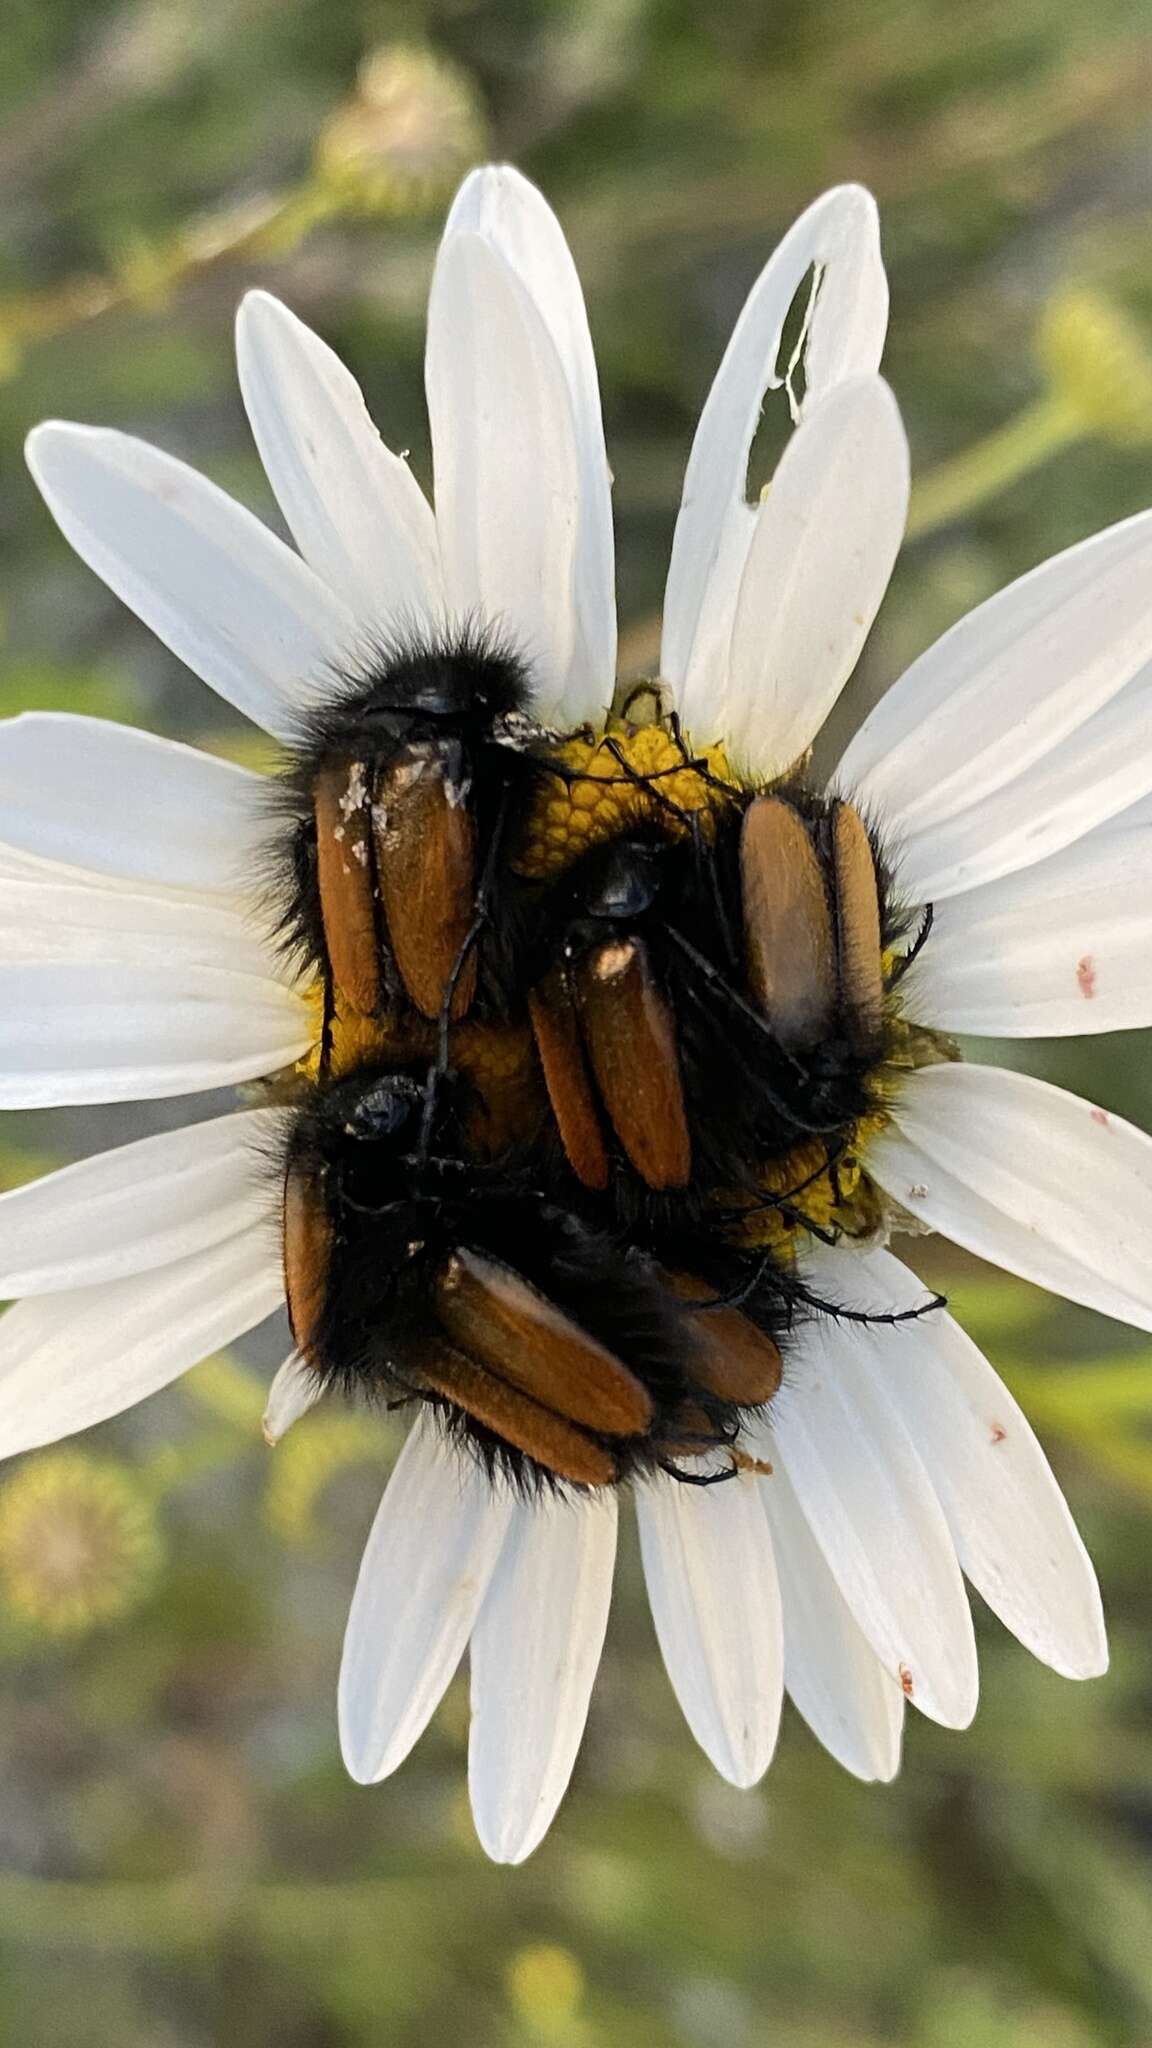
[2, 1, 1152, 2042]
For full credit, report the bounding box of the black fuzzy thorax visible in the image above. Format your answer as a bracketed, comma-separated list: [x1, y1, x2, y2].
[260, 630, 556, 999]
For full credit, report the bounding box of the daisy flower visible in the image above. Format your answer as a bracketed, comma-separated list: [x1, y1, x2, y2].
[3, 164, 1146, 1865]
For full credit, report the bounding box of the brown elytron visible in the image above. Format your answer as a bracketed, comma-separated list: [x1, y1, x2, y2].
[527, 968, 611, 1191]
[831, 801, 884, 1044]
[313, 762, 380, 1017]
[740, 794, 836, 1050]
[573, 936, 692, 1191]
[283, 1165, 333, 1360]
[419, 1345, 619, 1487]
[374, 742, 478, 1022]
[434, 1250, 655, 1437]
[661, 1272, 784, 1407]
[314, 749, 480, 1024]
[529, 938, 694, 1194]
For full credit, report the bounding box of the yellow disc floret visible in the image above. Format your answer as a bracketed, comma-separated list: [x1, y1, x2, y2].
[511, 721, 736, 881]
[294, 984, 426, 1087]
[722, 1114, 889, 1252]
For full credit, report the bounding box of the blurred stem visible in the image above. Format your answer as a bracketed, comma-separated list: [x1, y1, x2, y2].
[906, 392, 1084, 538]
[0, 176, 341, 366]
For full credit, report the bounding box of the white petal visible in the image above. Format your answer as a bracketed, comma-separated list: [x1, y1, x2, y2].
[26, 423, 355, 739]
[0, 841, 122, 889]
[1102, 788, 1152, 835]
[444, 167, 616, 717]
[842, 508, 1152, 833]
[0, 1226, 283, 1459]
[723, 377, 908, 775]
[663, 185, 888, 716]
[760, 1454, 903, 1781]
[425, 233, 583, 722]
[814, 1243, 1107, 1681]
[236, 291, 442, 631]
[889, 658, 1152, 902]
[338, 1423, 514, 1783]
[636, 1470, 783, 1786]
[868, 1063, 1152, 1333]
[0, 838, 176, 894]
[909, 819, 1152, 1036]
[0, 716, 266, 892]
[468, 1490, 616, 1864]
[0, 874, 282, 980]
[0, 960, 310, 1107]
[262, 1351, 321, 1445]
[758, 1313, 978, 1727]
[0, 1107, 278, 1295]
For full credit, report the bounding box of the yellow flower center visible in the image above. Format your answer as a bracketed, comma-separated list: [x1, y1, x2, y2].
[510, 720, 736, 880]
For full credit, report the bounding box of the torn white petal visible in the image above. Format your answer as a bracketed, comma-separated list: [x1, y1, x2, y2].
[663, 184, 888, 721]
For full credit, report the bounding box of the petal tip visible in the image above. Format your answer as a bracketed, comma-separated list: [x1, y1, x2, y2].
[336, 1704, 384, 1786]
[236, 286, 293, 336]
[713, 1736, 775, 1790]
[471, 1813, 541, 1866]
[1063, 1631, 1110, 1681]
[951, 1679, 980, 1732]
[451, 160, 534, 208]
[25, 418, 80, 477]
[828, 179, 881, 217]
[339, 1749, 378, 1789]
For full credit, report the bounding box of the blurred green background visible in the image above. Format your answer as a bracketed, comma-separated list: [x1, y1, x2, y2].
[3, 1, 1152, 2042]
